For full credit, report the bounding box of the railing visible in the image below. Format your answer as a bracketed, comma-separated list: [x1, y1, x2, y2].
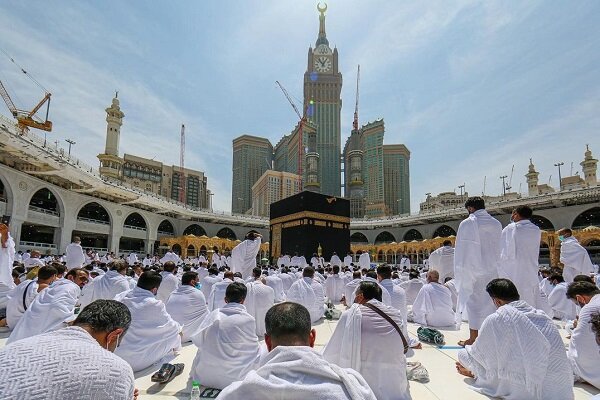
[28, 205, 59, 216]
[77, 216, 110, 225]
[157, 231, 174, 236]
[19, 241, 57, 249]
[123, 224, 147, 232]
[85, 247, 108, 253]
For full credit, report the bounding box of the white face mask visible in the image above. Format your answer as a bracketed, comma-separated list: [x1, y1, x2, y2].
[106, 333, 121, 351]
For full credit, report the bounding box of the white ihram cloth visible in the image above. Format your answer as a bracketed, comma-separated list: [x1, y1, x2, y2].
[219, 345, 376, 400]
[64, 242, 86, 269]
[23, 257, 45, 270]
[200, 274, 222, 300]
[7, 279, 80, 344]
[323, 299, 411, 400]
[445, 279, 458, 311]
[79, 270, 130, 310]
[499, 220, 542, 307]
[400, 257, 411, 268]
[5, 279, 39, 329]
[0, 326, 135, 400]
[142, 256, 153, 267]
[358, 253, 370, 269]
[279, 255, 291, 267]
[287, 277, 322, 323]
[231, 237, 261, 279]
[244, 280, 275, 336]
[458, 301, 574, 400]
[278, 272, 295, 294]
[548, 282, 577, 320]
[344, 279, 362, 306]
[0, 232, 16, 309]
[412, 282, 456, 327]
[330, 254, 342, 267]
[560, 236, 594, 283]
[208, 278, 233, 311]
[126, 253, 138, 266]
[343, 255, 353, 267]
[156, 271, 179, 303]
[378, 278, 420, 348]
[311, 256, 321, 267]
[190, 302, 262, 389]
[427, 245, 454, 281]
[568, 294, 600, 389]
[165, 285, 208, 342]
[160, 251, 181, 265]
[114, 287, 181, 372]
[454, 209, 502, 330]
[399, 279, 424, 306]
[325, 273, 346, 303]
[264, 274, 285, 302]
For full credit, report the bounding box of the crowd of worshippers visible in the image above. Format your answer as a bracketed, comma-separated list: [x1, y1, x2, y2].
[0, 199, 599, 399]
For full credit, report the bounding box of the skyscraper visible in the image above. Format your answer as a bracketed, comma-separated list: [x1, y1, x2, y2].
[303, 4, 342, 196]
[231, 135, 273, 214]
[383, 144, 410, 215]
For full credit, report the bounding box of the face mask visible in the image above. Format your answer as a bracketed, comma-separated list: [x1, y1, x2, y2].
[195, 283, 202, 290]
[558, 235, 564, 242]
[106, 333, 121, 351]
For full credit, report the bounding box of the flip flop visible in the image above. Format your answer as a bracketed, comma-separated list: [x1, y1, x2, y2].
[457, 340, 467, 347]
[151, 363, 185, 384]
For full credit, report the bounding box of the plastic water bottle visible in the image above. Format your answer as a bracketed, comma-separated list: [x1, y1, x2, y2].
[190, 381, 201, 400]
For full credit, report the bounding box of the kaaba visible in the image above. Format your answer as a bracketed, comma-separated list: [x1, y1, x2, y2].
[269, 191, 350, 262]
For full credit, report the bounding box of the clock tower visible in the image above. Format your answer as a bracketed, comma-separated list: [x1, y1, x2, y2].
[304, 3, 342, 196]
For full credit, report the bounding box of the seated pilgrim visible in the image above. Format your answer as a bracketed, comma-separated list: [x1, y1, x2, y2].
[156, 261, 179, 303]
[165, 271, 209, 342]
[3, 265, 57, 330]
[343, 271, 362, 306]
[7, 268, 89, 344]
[200, 266, 222, 300]
[79, 259, 130, 309]
[323, 281, 411, 400]
[548, 273, 577, 321]
[377, 265, 420, 350]
[190, 282, 262, 390]
[566, 281, 600, 389]
[0, 300, 135, 400]
[245, 267, 275, 337]
[456, 278, 574, 400]
[287, 266, 325, 323]
[412, 270, 456, 328]
[264, 269, 286, 302]
[115, 271, 182, 372]
[208, 271, 235, 311]
[218, 302, 377, 400]
[398, 269, 424, 306]
[324, 265, 346, 304]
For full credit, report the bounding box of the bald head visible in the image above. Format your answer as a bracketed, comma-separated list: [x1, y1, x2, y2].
[427, 270, 440, 283]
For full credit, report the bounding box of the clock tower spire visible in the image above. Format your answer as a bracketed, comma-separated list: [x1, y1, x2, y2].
[304, 3, 342, 196]
[316, 3, 329, 47]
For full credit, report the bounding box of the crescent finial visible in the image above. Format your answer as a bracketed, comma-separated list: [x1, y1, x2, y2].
[317, 3, 327, 14]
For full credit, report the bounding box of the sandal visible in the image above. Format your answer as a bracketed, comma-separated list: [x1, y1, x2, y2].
[151, 363, 185, 384]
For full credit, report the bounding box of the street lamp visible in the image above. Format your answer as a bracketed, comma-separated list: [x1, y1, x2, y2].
[65, 139, 76, 157]
[554, 162, 564, 190]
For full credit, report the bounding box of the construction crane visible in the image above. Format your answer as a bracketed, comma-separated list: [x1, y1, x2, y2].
[179, 124, 186, 204]
[506, 164, 514, 192]
[275, 80, 306, 182]
[0, 49, 52, 132]
[353, 65, 360, 131]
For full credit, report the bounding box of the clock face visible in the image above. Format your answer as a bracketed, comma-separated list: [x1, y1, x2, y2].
[314, 56, 332, 73]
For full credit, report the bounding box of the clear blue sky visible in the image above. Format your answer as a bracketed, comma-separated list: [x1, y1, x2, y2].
[1, 1, 599, 212]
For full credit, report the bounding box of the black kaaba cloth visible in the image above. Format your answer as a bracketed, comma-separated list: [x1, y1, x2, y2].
[269, 191, 350, 262]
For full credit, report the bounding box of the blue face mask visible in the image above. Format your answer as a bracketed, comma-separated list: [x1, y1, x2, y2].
[195, 283, 202, 290]
[558, 235, 564, 242]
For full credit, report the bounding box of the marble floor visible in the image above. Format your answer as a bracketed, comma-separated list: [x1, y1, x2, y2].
[1, 312, 598, 399]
